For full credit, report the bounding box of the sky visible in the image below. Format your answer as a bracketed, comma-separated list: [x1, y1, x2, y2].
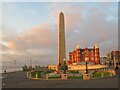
[1, 2, 118, 67]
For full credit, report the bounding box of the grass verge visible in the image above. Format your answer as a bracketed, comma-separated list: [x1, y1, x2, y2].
[31, 71, 42, 78]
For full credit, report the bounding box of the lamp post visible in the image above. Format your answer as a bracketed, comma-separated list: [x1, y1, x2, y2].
[63, 58, 66, 74]
[85, 57, 88, 74]
[14, 60, 16, 72]
[113, 51, 116, 68]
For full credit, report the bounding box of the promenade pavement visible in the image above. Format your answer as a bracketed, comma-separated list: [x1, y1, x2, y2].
[2, 71, 119, 88]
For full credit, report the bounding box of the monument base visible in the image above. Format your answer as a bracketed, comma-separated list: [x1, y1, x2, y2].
[61, 74, 68, 80]
[83, 74, 91, 80]
[58, 66, 63, 70]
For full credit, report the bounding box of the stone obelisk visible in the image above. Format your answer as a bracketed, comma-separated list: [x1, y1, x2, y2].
[58, 12, 66, 70]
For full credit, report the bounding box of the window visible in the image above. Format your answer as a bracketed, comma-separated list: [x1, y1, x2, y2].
[91, 57, 94, 61]
[95, 50, 98, 52]
[91, 54, 94, 56]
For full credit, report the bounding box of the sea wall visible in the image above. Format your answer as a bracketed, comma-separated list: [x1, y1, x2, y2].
[68, 65, 108, 70]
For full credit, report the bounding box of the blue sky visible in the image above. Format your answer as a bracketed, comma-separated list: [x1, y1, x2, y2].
[1, 2, 118, 66]
[2, 3, 117, 27]
[2, 2, 117, 33]
[2, 2, 52, 34]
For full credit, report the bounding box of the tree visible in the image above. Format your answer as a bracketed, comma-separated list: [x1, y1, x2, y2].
[28, 65, 32, 71]
[22, 65, 28, 71]
[35, 65, 41, 71]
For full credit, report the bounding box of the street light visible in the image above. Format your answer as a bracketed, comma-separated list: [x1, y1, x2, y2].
[14, 60, 16, 72]
[85, 57, 89, 74]
[63, 58, 66, 74]
[113, 51, 116, 68]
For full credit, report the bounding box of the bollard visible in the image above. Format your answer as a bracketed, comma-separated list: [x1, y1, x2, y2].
[110, 71, 112, 76]
[104, 69, 105, 71]
[101, 72, 104, 78]
[113, 70, 115, 75]
[36, 73, 38, 78]
[30, 73, 32, 78]
[27, 72, 28, 77]
[46, 74, 48, 80]
[27, 72, 29, 77]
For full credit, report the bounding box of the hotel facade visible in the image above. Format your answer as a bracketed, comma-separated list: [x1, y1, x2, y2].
[67, 44, 100, 65]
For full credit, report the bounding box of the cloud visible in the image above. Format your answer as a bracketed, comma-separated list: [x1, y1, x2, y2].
[5, 22, 56, 53]
[18, 23, 55, 46]
[2, 22, 58, 66]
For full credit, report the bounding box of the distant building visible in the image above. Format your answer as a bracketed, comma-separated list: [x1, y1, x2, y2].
[107, 50, 120, 65]
[100, 57, 107, 65]
[67, 44, 100, 65]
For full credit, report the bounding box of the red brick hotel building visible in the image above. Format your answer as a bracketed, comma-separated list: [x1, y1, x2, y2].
[68, 44, 100, 65]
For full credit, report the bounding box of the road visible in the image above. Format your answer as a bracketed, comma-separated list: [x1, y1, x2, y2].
[2, 71, 119, 88]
